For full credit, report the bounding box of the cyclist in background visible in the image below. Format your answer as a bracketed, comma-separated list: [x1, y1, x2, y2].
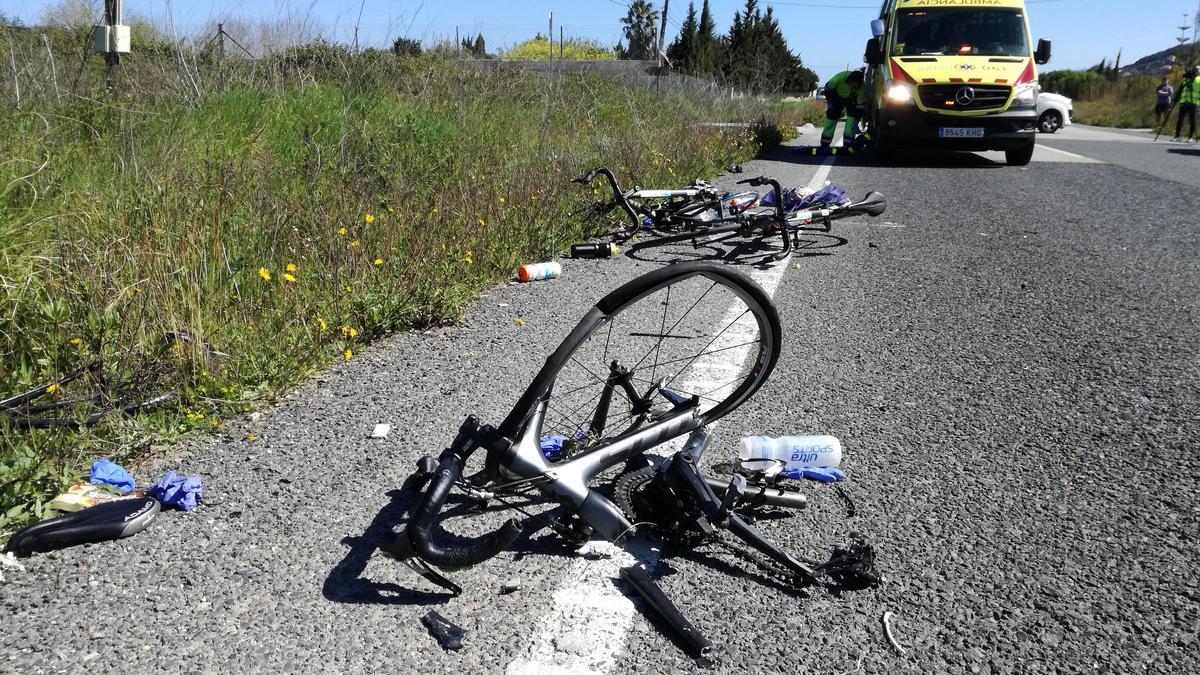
[821, 69, 866, 148]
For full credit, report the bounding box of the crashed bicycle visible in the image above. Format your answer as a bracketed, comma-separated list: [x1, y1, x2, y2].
[575, 167, 888, 261]
[379, 260, 879, 659]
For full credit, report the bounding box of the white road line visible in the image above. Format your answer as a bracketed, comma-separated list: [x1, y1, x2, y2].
[1035, 143, 1103, 163]
[506, 130, 840, 675]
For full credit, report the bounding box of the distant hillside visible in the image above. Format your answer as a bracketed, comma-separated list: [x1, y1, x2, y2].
[1120, 43, 1200, 76]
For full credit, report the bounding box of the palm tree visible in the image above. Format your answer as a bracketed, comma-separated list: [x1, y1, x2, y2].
[621, 1, 658, 60]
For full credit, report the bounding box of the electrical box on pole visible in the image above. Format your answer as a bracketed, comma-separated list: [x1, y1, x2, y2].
[93, 0, 130, 55]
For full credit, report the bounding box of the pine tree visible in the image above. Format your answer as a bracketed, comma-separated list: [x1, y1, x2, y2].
[694, 0, 720, 77]
[666, 2, 699, 72]
[720, 0, 815, 95]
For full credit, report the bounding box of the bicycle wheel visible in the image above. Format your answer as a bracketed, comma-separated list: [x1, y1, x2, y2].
[513, 261, 781, 462]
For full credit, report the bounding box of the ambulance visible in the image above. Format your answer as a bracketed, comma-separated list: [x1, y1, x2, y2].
[863, 0, 1052, 165]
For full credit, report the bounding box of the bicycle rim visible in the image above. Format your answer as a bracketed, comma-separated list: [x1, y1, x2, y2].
[534, 262, 781, 461]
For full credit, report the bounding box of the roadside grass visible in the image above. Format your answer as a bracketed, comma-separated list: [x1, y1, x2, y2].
[0, 43, 772, 534]
[1044, 72, 1162, 129]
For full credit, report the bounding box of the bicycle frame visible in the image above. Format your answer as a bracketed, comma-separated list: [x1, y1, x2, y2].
[498, 397, 703, 541]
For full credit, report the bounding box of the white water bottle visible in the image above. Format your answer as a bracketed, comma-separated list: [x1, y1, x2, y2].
[738, 434, 842, 470]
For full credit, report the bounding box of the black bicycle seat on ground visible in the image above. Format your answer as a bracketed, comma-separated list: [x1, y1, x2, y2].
[3, 497, 160, 557]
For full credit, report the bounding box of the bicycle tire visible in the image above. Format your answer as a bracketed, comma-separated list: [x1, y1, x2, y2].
[500, 261, 782, 461]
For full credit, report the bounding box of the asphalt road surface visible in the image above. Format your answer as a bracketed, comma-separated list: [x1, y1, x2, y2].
[4, 125, 1198, 674]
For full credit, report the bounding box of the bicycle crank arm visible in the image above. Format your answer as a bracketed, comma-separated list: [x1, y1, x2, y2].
[724, 513, 820, 585]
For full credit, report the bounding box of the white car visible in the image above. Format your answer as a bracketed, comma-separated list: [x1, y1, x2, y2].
[1037, 92, 1073, 134]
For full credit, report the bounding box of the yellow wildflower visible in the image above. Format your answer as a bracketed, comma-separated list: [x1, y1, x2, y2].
[365, 214, 375, 224]
[283, 273, 297, 283]
[70, 337, 82, 346]
[373, 258, 383, 266]
[338, 227, 347, 236]
[387, 207, 395, 213]
[258, 267, 271, 281]
[344, 348, 353, 361]
[499, 196, 506, 205]
[464, 251, 474, 265]
[286, 263, 298, 272]
[351, 240, 361, 248]
[47, 383, 59, 394]
[318, 318, 327, 331]
[514, 318, 525, 326]
[341, 325, 358, 338]
[246, 433, 256, 442]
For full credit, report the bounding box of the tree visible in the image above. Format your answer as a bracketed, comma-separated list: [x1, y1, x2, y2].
[620, 1, 658, 60]
[666, 3, 698, 72]
[40, 0, 98, 31]
[720, 0, 815, 95]
[392, 36, 421, 57]
[694, 0, 720, 77]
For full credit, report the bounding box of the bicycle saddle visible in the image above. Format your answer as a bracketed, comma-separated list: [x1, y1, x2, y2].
[3, 497, 160, 557]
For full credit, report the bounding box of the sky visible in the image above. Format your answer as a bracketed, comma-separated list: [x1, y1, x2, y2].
[9, 0, 1200, 82]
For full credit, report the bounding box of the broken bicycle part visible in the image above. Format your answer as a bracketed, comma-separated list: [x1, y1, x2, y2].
[620, 563, 712, 661]
[421, 610, 467, 651]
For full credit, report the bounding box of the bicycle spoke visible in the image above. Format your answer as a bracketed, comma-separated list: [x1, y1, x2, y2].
[627, 281, 719, 373]
[663, 309, 752, 391]
[651, 283, 671, 385]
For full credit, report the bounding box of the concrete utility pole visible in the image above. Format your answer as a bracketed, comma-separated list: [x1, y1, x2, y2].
[548, 12, 554, 64]
[658, 0, 670, 66]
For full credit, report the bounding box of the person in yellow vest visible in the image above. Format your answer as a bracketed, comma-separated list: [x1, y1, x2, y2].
[821, 69, 866, 147]
[1174, 67, 1199, 142]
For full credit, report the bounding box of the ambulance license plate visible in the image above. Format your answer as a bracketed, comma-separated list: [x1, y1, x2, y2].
[939, 127, 985, 139]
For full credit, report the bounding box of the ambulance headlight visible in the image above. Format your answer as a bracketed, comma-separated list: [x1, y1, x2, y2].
[885, 81, 914, 105]
[1011, 81, 1039, 109]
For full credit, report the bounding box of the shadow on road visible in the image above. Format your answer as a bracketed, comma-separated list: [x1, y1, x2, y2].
[1167, 147, 1200, 156]
[623, 229, 849, 267]
[770, 144, 1004, 170]
[323, 482, 451, 606]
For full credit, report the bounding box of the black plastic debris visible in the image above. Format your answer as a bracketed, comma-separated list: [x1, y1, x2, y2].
[726, 163, 744, 173]
[421, 610, 467, 651]
[817, 532, 880, 590]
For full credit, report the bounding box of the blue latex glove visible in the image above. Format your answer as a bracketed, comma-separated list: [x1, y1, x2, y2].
[148, 471, 203, 510]
[539, 435, 567, 461]
[89, 458, 136, 494]
[783, 466, 846, 483]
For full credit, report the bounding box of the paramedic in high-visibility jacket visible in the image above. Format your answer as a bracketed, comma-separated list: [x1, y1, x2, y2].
[821, 69, 866, 147]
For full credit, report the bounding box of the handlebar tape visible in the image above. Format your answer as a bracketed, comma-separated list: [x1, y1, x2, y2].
[574, 168, 601, 185]
[405, 450, 523, 567]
